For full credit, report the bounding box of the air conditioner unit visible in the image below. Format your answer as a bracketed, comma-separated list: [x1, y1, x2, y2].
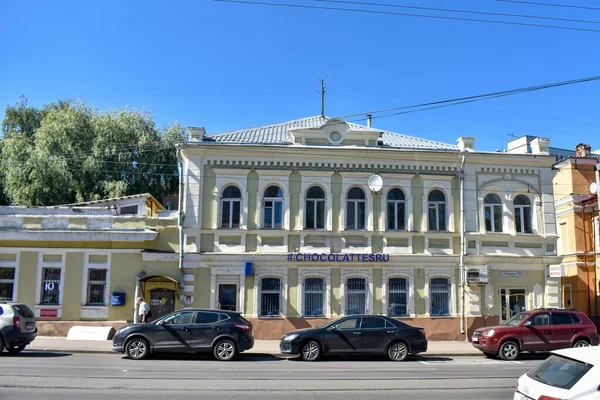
[466, 266, 489, 285]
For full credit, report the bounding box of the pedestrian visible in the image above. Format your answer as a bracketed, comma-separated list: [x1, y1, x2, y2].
[513, 303, 520, 316]
[136, 297, 152, 323]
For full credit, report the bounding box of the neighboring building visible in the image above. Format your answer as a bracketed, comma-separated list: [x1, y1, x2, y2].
[179, 116, 561, 340]
[63, 193, 166, 216]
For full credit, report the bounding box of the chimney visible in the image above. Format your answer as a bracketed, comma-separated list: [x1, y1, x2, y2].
[188, 126, 206, 142]
[530, 137, 550, 154]
[456, 136, 475, 151]
[575, 143, 591, 157]
[367, 114, 372, 128]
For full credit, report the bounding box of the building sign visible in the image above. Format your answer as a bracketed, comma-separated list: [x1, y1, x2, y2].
[288, 253, 390, 263]
[40, 309, 58, 317]
[500, 271, 523, 278]
[548, 265, 564, 278]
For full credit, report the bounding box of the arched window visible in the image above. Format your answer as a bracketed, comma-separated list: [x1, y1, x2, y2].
[428, 190, 446, 231]
[304, 277, 324, 316]
[305, 186, 325, 229]
[387, 188, 406, 231]
[346, 187, 366, 230]
[430, 278, 450, 316]
[220, 186, 241, 228]
[514, 195, 532, 234]
[388, 277, 407, 316]
[346, 278, 367, 314]
[263, 186, 284, 229]
[484, 193, 503, 232]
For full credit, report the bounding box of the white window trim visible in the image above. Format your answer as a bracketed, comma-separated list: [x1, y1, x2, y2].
[382, 268, 415, 317]
[340, 172, 374, 232]
[344, 186, 369, 231]
[422, 177, 454, 232]
[218, 184, 244, 229]
[299, 171, 334, 231]
[81, 252, 111, 308]
[380, 174, 414, 232]
[209, 266, 246, 313]
[213, 168, 248, 230]
[0, 253, 19, 302]
[297, 268, 331, 318]
[483, 193, 504, 233]
[36, 252, 66, 308]
[424, 268, 456, 317]
[340, 268, 374, 315]
[117, 200, 145, 216]
[513, 194, 534, 234]
[253, 268, 288, 318]
[256, 171, 291, 230]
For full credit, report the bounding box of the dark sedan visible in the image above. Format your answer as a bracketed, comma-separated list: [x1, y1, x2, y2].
[112, 309, 254, 361]
[280, 315, 427, 361]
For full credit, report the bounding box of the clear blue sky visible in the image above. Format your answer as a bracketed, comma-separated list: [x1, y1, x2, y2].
[1, 0, 599, 152]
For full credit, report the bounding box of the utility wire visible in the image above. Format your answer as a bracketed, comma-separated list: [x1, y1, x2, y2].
[214, 0, 600, 33]
[496, 0, 600, 12]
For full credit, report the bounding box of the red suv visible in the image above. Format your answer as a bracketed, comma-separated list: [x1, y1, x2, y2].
[472, 308, 599, 360]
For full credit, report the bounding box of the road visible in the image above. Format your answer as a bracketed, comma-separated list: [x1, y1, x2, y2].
[0, 351, 542, 400]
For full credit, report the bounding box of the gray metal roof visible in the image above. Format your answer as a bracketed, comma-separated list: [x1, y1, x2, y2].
[205, 116, 458, 151]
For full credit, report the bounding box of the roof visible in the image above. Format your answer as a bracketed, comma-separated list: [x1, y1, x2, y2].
[553, 346, 600, 366]
[63, 193, 163, 208]
[204, 115, 458, 151]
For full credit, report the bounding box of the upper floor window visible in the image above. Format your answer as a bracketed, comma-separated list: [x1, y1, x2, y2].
[428, 190, 446, 231]
[305, 186, 325, 230]
[346, 187, 366, 230]
[220, 186, 241, 228]
[514, 195, 532, 234]
[484, 193, 503, 233]
[263, 186, 284, 229]
[387, 188, 406, 231]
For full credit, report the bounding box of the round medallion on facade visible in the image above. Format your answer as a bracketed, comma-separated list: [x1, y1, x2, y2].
[504, 174, 511, 180]
[329, 131, 342, 144]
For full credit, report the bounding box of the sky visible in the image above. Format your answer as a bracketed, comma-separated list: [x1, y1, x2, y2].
[1, 0, 599, 153]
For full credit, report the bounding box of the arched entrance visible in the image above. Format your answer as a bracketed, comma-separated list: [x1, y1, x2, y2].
[139, 275, 180, 321]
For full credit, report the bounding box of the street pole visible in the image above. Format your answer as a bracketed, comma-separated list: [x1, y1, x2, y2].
[459, 150, 468, 336]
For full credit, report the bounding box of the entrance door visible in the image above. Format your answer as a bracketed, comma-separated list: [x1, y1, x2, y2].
[150, 289, 176, 320]
[218, 284, 238, 311]
[500, 288, 527, 322]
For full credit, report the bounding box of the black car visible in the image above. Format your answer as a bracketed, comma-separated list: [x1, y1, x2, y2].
[112, 309, 254, 361]
[280, 315, 427, 361]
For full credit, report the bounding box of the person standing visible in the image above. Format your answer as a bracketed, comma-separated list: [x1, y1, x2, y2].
[513, 302, 521, 317]
[136, 297, 151, 323]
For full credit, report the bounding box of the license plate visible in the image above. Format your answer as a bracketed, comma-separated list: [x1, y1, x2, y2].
[26, 322, 35, 330]
[472, 337, 479, 343]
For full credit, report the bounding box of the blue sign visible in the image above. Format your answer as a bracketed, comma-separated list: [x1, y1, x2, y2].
[287, 253, 390, 263]
[245, 262, 253, 276]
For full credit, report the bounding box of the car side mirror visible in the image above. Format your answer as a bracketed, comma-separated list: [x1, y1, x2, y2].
[156, 320, 164, 326]
[329, 325, 338, 331]
[523, 320, 532, 327]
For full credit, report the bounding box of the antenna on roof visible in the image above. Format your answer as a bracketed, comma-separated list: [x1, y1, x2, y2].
[320, 79, 326, 117]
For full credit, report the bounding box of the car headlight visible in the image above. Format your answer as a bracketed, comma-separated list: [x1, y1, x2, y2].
[484, 329, 495, 337]
[283, 334, 299, 341]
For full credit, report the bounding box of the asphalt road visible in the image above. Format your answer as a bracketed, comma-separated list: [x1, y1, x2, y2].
[0, 352, 544, 400]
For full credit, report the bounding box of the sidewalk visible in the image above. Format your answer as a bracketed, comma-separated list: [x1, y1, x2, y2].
[25, 337, 481, 357]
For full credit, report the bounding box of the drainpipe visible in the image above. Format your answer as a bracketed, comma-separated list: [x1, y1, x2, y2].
[177, 146, 186, 310]
[459, 150, 468, 336]
[583, 204, 591, 315]
[595, 163, 600, 318]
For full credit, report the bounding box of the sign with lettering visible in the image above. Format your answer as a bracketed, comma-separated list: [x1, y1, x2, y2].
[548, 265, 564, 278]
[40, 309, 58, 317]
[499, 271, 523, 278]
[287, 253, 390, 263]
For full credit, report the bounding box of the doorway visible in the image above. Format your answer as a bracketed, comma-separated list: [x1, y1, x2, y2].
[218, 284, 238, 311]
[562, 284, 572, 308]
[149, 289, 176, 320]
[500, 288, 527, 322]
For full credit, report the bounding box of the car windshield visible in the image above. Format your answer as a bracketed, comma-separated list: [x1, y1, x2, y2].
[527, 354, 592, 390]
[319, 316, 345, 329]
[501, 312, 531, 326]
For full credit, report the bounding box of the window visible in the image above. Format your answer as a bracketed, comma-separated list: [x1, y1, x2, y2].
[361, 316, 386, 329]
[165, 201, 174, 210]
[529, 312, 550, 326]
[195, 311, 219, 324]
[551, 313, 575, 326]
[305, 186, 325, 229]
[263, 186, 284, 229]
[428, 190, 446, 231]
[304, 278, 324, 317]
[0, 267, 15, 301]
[119, 204, 138, 215]
[40, 267, 61, 305]
[163, 311, 194, 325]
[346, 278, 367, 314]
[260, 278, 281, 317]
[86, 268, 107, 306]
[220, 185, 241, 228]
[514, 195, 532, 234]
[335, 317, 360, 330]
[388, 277, 407, 316]
[346, 187, 366, 230]
[387, 188, 406, 231]
[430, 278, 450, 316]
[484, 193, 503, 232]
[527, 355, 592, 391]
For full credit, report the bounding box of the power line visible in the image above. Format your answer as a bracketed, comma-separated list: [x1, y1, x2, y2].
[496, 0, 600, 12]
[318, 0, 600, 25]
[213, 0, 600, 33]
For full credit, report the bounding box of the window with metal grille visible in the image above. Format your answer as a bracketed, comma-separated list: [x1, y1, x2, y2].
[260, 277, 281, 317]
[0, 267, 15, 301]
[387, 188, 406, 230]
[346, 278, 367, 314]
[86, 268, 107, 306]
[41, 267, 61, 305]
[220, 186, 242, 228]
[514, 195, 532, 234]
[388, 277, 407, 316]
[346, 187, 366, 230]
[484, 193, 503, 232]
[430, 278, 450, 316]
[428, 190, 446, 231]
[263, 186, 284, 229]
[305, 186, 326, 229]
[304, 278, 324, 317]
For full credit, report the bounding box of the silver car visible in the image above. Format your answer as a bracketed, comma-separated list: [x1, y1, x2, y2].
[0, 302, 37, 354]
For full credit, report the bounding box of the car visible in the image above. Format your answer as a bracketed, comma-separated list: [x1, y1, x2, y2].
[280, 314, 427, 361]
[0, 302, 37, 354]
[472, 308, 599, 361]
[514, 346, 600, 400]
[112, 308, 254, 361]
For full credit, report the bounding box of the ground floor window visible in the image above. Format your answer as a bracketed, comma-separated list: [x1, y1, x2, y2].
[346, 278, 367, 315]
[430, 278, 450, 316]
[0, 267, 15, 301]
[260, 277, 281, 317]
[303, 277, 324, 317]
[500, 288, 526, 321]
[387, 277, 407, 316]
[86, 268, 107, 306]
[41, 267, 61, 305]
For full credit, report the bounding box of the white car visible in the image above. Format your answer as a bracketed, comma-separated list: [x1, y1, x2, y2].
[514, 346, 600, 400]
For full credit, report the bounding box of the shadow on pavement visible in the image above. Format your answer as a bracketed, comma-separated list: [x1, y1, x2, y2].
[121, 353, 284, 362]
[3, 352, 72, 358]
[286, 354, 454, 362]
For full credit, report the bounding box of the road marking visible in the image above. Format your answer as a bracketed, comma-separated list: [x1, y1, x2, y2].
[418, 361, 430, 365]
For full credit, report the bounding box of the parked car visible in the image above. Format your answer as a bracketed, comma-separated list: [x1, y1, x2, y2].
[280, 315, 427, 361]
[514, 346, 600, 400]
[0, 302, 37, 354]
[472, 308, 599, 361]
[112, 309, 254, 361]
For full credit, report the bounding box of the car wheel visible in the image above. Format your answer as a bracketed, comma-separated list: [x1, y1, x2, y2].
[125, 338, 149, 360]
[7, 345, 26, 354]
[300, 341, 321, 361]
[499, 341, 520, 361]
[214, 339, 237, 361]
[388, 341, 409, 361]
[573, 339, 590, 348]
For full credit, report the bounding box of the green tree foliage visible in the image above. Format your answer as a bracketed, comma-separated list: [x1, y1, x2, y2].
[0, 98, 186, 206]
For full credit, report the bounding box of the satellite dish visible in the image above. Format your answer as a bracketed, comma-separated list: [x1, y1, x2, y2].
[368, 174, 383, 193]
[590, 182, 598, 194]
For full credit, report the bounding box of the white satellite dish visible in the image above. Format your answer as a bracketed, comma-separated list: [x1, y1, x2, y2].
[368, 174, 384, 193]
[590, 182, 598, 194]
